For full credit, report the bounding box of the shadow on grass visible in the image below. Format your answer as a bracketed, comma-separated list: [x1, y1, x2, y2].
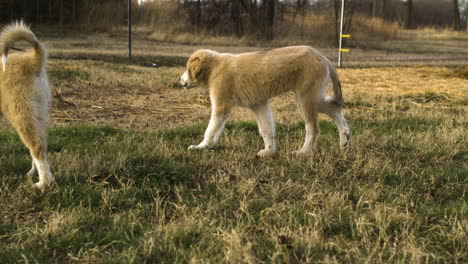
[0, 126, 195, 204]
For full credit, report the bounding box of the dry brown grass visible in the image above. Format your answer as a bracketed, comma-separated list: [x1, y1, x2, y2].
[403, 27, 468, 41]
[450, 65, 468, 80]
[24, 60, 461, 131]
[148, 32, 255, 47]
[352, 16, 400, 41]
[145, 13, 400, 47]
[2, 59, 464, 132]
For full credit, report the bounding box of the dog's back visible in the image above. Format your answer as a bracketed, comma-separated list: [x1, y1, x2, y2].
[222, 46, 330, 106]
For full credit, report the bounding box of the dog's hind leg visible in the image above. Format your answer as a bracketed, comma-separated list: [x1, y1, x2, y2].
[6, 104, 53, 190]
[250, 102, 276, 157]
[19, 120, 52, 190]
[319, 96, 350, 148]
[295, 93, 320, 154]
[27, 160, 37, 176]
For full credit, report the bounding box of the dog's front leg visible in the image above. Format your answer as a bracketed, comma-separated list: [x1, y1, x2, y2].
[189, 104, 231, 150]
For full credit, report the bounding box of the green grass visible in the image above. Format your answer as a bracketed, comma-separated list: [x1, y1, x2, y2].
[48, 68, 91, 81]
[0, 111, 467, 263]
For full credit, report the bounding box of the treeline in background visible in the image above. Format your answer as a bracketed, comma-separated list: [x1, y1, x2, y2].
[1, 0, 467, 44]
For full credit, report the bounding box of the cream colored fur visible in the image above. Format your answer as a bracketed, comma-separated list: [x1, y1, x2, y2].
[180, 46, 350, 156]
[0, 21, 53, 189]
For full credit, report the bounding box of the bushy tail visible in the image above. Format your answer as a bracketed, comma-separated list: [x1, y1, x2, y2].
[328, 63, 344, 107]
[0, 21, 46, 72]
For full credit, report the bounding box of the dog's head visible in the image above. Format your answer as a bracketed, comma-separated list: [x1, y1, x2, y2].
[180, 50, 214, 87]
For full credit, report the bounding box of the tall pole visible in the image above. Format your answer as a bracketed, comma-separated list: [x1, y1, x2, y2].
[128, 0, 132, 61]
[338, 0, 345, 67]
[372, 0, 377, 17]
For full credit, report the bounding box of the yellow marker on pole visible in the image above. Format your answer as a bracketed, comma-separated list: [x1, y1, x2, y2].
[339, 49, 350, 52]
[341, 34, 351, 38]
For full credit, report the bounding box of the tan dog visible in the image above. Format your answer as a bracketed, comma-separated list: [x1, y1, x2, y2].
[0, 22, 53, 189]
[180, 46, 350, 156]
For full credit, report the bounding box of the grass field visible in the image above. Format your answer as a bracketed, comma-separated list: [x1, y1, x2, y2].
[0, 54, 467, 263]
[1, 25, 468, 262]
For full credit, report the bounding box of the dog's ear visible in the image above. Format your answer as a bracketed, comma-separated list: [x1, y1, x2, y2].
[188, 56, 203, 81]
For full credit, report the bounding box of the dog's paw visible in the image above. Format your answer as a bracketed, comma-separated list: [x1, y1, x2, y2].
[188, 143, 212, 150]
[256, 149, 276, 157]
[340, 131, 351, 149]
[33, 176, 55, 191]
[188, 144, 208, 150]
[34, 181, 45, 190]
[188, 145, 199, 150]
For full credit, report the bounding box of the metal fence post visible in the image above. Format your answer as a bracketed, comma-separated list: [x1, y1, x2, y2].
[338, 0, 345, 68]
[128, 0, 132, 61]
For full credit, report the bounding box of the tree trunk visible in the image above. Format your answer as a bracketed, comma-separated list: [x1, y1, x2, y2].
[334, 0, 355, 46]
[452, 0, 461, 30]
[300, 3, 306, 39]
[333, 0, 339, 46]
[372, 0, 377, 17]
[293, 0, 305, 24]
[379, 0, 386, 19]
[195, 0, 201, 31]
[60, 0, 64, 27]
[23, 0, 28, 21]
[264, 0, 277, 41]
[231, 0, 243, 37]
[404, 0, 413, 29]
[36, 0, 40, 23]
[246, 0, 258, 36]
[466, 1, 468, 31]
[73, 0, 76, 22]
[49, 0, 53, 22]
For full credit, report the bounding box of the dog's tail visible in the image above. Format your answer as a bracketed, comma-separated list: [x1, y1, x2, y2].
[328, 62, 344, 107]
[0, 21, 46, 72]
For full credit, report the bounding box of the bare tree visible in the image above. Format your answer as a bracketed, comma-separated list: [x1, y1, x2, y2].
[231, 0, 243, 37]
[292, 0, 308, 38]
[379, 0, 386, 18]
[372, 0, 377, 17]
[333, 0, 356, 46]
[292, 0, 307, 23]
[261, 0, 277, 41]
[240, 0, 259, 36]
[466, 0, 468, 30]
[452, 0, 461, 30]
[404, 0, 413, 29]
[59, 0, 64, 27]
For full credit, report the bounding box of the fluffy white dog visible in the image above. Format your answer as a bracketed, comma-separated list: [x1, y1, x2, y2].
[0, 22, 53, 189]
[180, 46, 350, 156]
